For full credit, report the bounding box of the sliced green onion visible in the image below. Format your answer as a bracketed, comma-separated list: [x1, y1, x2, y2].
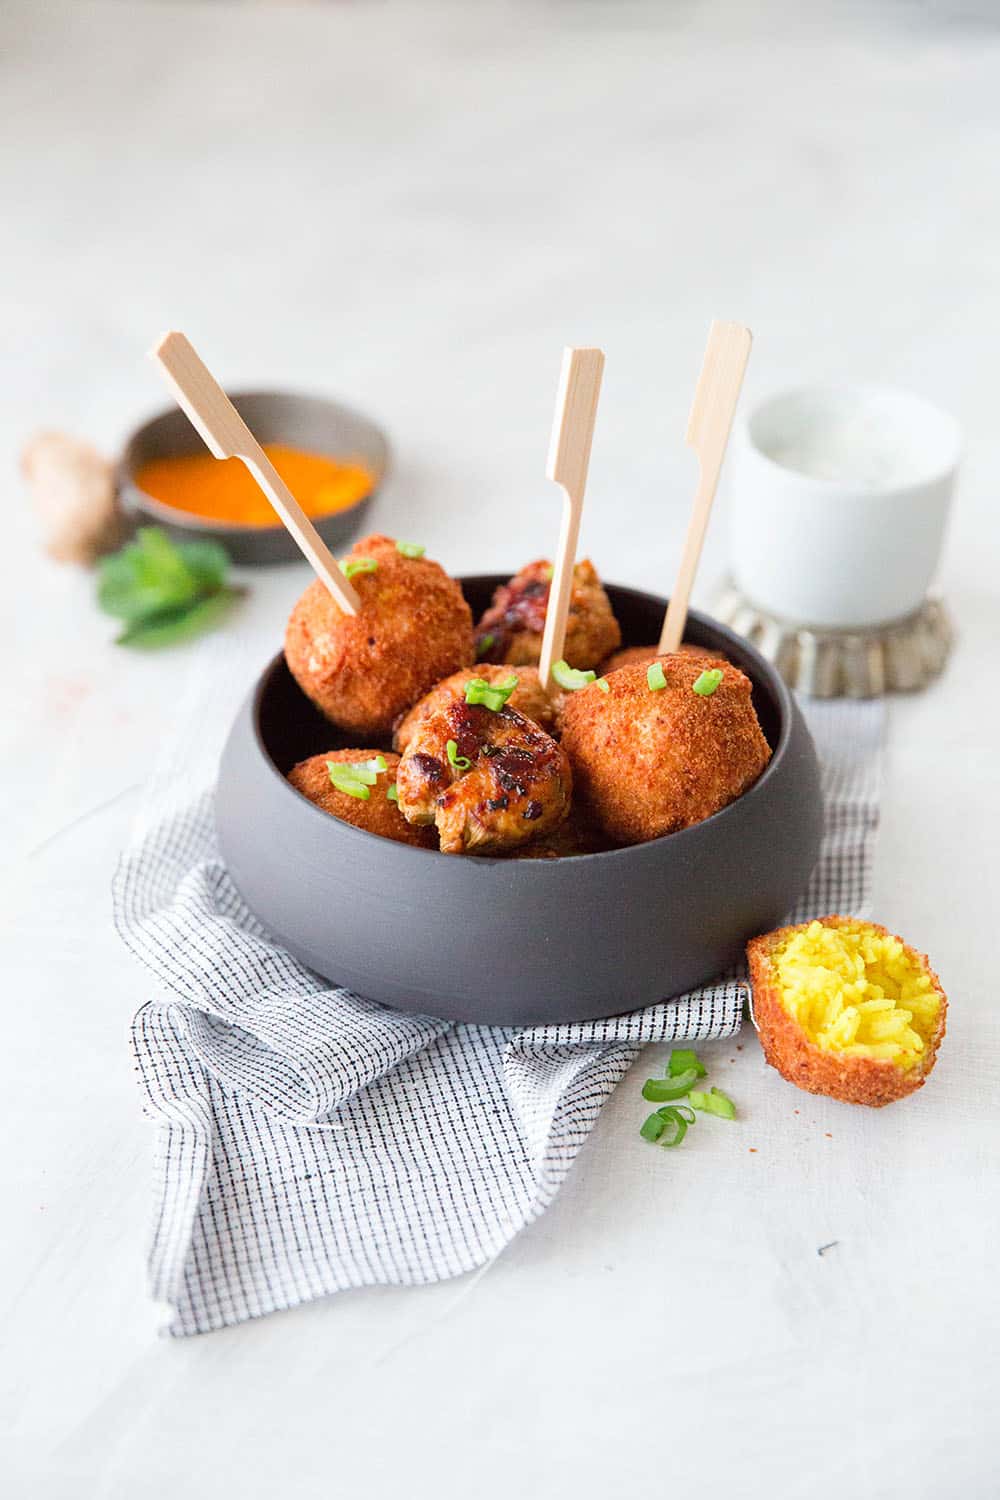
[653, 1105, 690, 1147]
[465, 674, 519, 711]
[647, 661, 667, 691]
[446, 738, 472, 771]
[668, 1048, 707, 1079]
[395, 541, 425, 559]
[640, 1112, 667, 1143]
[542, 564, 554, 581]
[596, 676, 610, 693]
[475, 633, 496, 660]
[552, 659, 596, 691]
[641, 1067, 700, 1102]
[386, 782, 399, 803]
[693, 667, 724, 697]
[689, 1086, 737, 1120]
[341, 557, 378, 580]
[327, 755, 387, 800]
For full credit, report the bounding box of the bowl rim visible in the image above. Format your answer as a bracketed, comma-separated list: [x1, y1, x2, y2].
[251, 579, 798, 868]
[118, 387, 389, 538]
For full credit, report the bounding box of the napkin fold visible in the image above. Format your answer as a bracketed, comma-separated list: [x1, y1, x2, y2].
[116, 698, 883, 1335]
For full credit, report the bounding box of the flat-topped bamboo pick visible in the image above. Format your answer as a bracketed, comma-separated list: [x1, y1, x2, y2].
[538, 346, 606, 691]
[149, 332, 361, 615]
[658, 321, 751, 654]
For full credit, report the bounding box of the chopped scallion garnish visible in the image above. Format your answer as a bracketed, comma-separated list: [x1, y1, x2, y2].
[327, 755, 387, 800]
[475, 633, 495, 659]
[668, 1048, 707, 1079]
[596, 677, 610, 693]
[693, 668, 723, 697]
[341, 557, 378, 580]
[465, 674, 518, 711]
[647, 661, 667, 691]
[446, 738, 472, 771]
[386, 782, 399, 803]
[552, 660, 596, 691]
[653, 1105, 692, 1147]
[395, 541, 425, 559]
[641, 1067, 700, 1102]
[689, 1086, 736, 1120]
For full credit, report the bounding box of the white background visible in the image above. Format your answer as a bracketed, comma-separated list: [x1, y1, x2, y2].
[2, 2, 998, 1495]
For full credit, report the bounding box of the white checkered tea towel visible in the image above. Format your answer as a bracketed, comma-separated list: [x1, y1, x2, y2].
[115, 698, 883, 1335]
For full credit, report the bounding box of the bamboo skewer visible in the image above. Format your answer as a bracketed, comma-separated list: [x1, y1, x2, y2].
[538, 347, 606, 690]
[149, 332, 361, 615]
[658, 321, 752, 654]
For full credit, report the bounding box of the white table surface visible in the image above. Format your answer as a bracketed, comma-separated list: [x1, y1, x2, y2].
[3, 2, 998, 1494]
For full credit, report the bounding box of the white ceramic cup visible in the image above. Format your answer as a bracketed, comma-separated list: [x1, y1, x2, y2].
[730, 385, 960, 630]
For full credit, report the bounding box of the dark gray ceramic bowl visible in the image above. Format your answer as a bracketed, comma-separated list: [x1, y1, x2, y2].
[120, 390, 388, 565]
[216, 579, 823, 1025]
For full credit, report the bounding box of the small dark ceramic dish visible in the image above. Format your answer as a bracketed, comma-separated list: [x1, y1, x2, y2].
[119, 390, 388, 565]
[216, 579, 823, 1025]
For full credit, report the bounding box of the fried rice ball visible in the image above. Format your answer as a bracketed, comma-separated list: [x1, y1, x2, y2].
[396, 698, 572, 855]
[599, 642, 718, 674]
[559, 654, 771, 845]
[747, 917, 947, 1107]
[394, 664, 558, 753]
[285, 535, 474, 737]
[475, 558, 621, 669]
[287, 749, 435, 849]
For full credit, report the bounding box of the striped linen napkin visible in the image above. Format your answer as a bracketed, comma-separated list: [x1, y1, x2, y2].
[115, 698, 882, 1335]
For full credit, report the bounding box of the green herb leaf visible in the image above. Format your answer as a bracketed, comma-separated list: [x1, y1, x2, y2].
[689, 1086, 737, 1120]
[341, 557, 378, 580]
[668, 1048, 707, 1079]
[693, 668, 724, 697]
[98, 527, 217, 623]
[97, 528, 236, 649]
[113, 587, 240, 649]
[475, 633, 496, 660]
[446, 738, 472, 771]
[396, 541, 425, 559]
[465, 674, 519, 711]
[552, 660, 596, 691]
[641, 1067, 700, 1102]
[596, 677, 610, 693]
[647, 661, 667, 691]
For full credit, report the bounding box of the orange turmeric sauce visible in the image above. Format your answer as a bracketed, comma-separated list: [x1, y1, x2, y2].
[136, 442, 374, 528]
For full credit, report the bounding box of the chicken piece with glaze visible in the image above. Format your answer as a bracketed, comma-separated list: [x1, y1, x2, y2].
[396, 695, 572, 855]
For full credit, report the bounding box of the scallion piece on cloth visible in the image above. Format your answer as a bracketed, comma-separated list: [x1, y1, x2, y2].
[640, 1112, 667, 1143]
[693, 668, 723, 697]
[327, 755, 387, 800]
[341, 557, 378, 580]
[641, 1067, 700, 1102]
[465, 674, 518, 711]
[552, 660, 596, 691]
[446, 739, 472, 771]
[647, 661, 667, 691]
[395, 541, 425, 559]
[689, 1086, 737, 1120]
[668, 1048, 707, 1079]
[654, 1105, 691, 1147]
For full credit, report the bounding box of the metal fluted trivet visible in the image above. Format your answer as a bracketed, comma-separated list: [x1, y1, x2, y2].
[712, 582, 953, 699]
